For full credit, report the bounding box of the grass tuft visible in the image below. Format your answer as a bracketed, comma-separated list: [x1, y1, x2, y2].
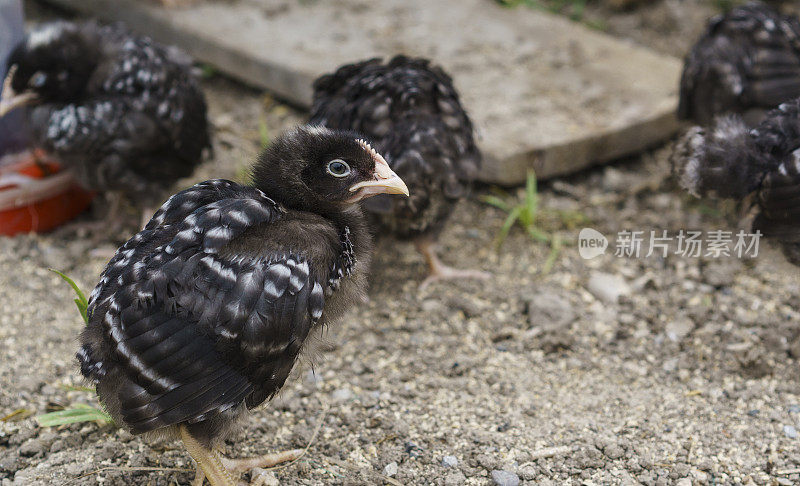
[482, 171, 588, 273]
[481, 171, 551, 248]
[39, 271, 116, 428]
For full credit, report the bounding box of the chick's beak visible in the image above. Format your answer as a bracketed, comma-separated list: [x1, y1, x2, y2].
[347, 149, 410, 202]
[0, 65, 38, 118]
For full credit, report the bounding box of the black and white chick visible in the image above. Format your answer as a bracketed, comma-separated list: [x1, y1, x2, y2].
[310, 56, 487, 289]
[672, 100, 800, 265]
[77, 126, 408, 486]
[679, 1, 800, 126]
[0, 21, 210, 222]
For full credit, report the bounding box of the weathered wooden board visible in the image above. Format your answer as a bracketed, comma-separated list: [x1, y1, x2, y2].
[43, 0, 683, 184]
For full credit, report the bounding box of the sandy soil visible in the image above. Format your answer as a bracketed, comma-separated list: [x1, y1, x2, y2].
[1, 1, 799, 485]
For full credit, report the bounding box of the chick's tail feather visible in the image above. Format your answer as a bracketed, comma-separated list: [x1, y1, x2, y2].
[671, 116, 769, 200]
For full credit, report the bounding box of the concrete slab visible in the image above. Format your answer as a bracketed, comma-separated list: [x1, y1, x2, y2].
[42, 0, 683, 184]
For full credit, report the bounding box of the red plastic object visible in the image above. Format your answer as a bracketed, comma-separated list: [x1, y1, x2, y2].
[0, 150, 95, 235]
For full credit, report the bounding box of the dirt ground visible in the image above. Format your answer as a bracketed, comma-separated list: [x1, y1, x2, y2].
[1, 1, 799, 485]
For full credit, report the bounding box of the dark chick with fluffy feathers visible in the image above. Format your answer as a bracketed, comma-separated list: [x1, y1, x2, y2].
[0, 21, 210, 217]
[671, 100, 800, 265]
[310, 55, 488, 288]
[77, 126, 408, 486]
[679, 2, 800, 126]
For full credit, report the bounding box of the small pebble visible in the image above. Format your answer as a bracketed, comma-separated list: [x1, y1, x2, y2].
[421, 299, 445, 313]
[491, 470, 520, 486]
[49, 439, 66, 453]
[64, 462, 91, 476]
[604, 444, 625, 459]
[783, 425, 798, 439]
[441, 455, 459, 468]
[665, 318, 695, 342]
[527, 290, 575, 328]
[331, 388, 353, 403]
[444, 470, 467, 486]
[0, 454, 20, 473]
[788, 404, 800, 414]
[662, 358, 678, 373]
[383, 461, 398, 477]
[447, 295, 482, 317]
[18, 439, 45, 457]
[587, 272, 630, 303]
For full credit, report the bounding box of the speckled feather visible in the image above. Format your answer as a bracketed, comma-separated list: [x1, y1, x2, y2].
[672, 99, 800, 264]
[679, 2, 800, 125]
[310, 56, 481, 239]
[14, 21, 210, 203]
[78, 179, 357, 445]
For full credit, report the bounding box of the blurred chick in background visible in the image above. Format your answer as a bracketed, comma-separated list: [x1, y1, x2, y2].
[311, 56, 488, 289]
[0, 20, 211, 229]
[679, 1, 800, 126]
[672, 99, 800, 265]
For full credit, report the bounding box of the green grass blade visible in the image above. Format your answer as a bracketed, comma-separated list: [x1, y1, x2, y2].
[74, 298, 88, 323]
[551, 209, 589, 229]
[59, 385, 96, 393]
[525, 170, 539, 216]
[50, 269, 87, 306]
[479, 195, 511, 212]
[518, 209, 533, 230]
[1, 408, 32, 422]
[488, 186, 511, 198]
[495, 206, 523, 248]
[50, 269, 89, 324]
[37, 404, 113, 427]
[542, 233, 562, 274]
[527, 226, 550, 242]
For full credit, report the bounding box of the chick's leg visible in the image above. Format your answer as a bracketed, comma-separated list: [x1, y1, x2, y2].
[191, 465, 206, 486]
[180, 425, 303, 486]
[180, 426, 237, 486]
[415, 236, 490, 290]
[63, 191, 124, 247]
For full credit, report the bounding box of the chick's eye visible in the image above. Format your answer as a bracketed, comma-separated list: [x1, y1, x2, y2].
[326, 159, 351, 178]
[29, 72, 47, 88]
